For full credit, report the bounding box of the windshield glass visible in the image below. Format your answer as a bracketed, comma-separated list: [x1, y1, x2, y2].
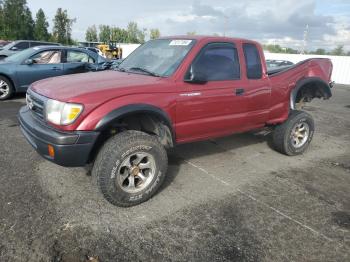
[1, 42, 14, 50]
[119, 39, 196, 77]
[4, 48, 35, 63]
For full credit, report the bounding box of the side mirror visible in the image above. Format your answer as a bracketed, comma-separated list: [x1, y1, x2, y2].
[184, 65, 207, 84]
[24, 59, 34, 65]
[10, 47, 18, 51]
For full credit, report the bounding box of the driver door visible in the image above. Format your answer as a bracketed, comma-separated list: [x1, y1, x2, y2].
[16, 49, 64, 89]
[176, 42, 250, 143]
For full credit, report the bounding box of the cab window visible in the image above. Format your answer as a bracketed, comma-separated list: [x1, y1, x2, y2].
[188, 43, 240, 81]
[243, 43, 262, 79]
[30, 50, 62, 64]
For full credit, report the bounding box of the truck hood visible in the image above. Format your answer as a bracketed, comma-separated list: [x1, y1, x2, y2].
[31, 70, 164, 102]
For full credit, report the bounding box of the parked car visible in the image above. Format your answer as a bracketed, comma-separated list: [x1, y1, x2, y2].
[80, 47, 105, 58]
[19, 36, 333, 207]
[266, 59, 294, 68]
[0, 40, 60, 60]
[0, 40, 11, 48]
[0, 46, 109, 100]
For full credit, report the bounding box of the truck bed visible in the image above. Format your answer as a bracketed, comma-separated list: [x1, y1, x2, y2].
[266, 58, 333, 124]
[267, 58, 331, 76]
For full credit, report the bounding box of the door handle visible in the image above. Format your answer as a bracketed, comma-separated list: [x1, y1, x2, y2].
[235, 88, 245, 96]
[51, 66, 62, 71]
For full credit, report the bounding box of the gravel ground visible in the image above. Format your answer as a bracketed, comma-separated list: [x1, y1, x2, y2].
[0, 84, 349, 262]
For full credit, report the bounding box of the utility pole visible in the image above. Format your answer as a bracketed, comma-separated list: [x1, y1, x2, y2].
[301, 24, 309, 54]
[223, 15, 228, 37]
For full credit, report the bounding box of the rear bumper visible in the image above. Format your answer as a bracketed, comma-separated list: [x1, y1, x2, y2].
[18, 106, 99, 167]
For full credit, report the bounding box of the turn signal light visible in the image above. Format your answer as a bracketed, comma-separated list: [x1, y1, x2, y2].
[48, 145, 55, 158]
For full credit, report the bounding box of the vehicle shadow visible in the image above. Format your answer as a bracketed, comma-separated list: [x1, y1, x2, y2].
[83, 130, 274, 194]
[158, 130, 274, 193]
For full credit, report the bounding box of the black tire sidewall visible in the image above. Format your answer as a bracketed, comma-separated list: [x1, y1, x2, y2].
[96, 132, 167, 206]
[0, 76, 14, 100]
[284, 113, 314, 155]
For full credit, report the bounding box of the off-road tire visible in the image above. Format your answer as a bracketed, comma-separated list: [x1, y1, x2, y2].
[273, 110, 314, 156]
[0, 76, 14, 101]
[92, 130, 168, 207]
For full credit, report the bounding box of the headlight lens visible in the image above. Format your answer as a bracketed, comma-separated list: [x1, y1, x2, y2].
[46, 99, 83, 125]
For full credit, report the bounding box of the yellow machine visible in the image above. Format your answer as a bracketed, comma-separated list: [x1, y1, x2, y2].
[97, 42, 123, 59]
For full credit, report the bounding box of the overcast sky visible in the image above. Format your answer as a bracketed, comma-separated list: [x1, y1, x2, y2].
[26, 0, 350, 51]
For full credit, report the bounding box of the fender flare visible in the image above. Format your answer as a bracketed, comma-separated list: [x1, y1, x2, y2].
[290, 77, 332, 109]
[95, 103, 175, 141]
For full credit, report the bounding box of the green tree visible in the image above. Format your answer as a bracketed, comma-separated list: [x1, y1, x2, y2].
[0, 2, 4, 39]
[331, 45, 344, 56]
[2, 0, 34, 40]
[139, 28, 147, 43]
[110, 26, 128, 42]
[285, 47, 298, 54]
[263, 44, 283, 53]
[99, 24, 111, 43]
[85, 25, 98, 42]
[126, 22, 145, 43]
[126, 22, 139, 43]
[150, 28, 160, 40]
[313, 48, 326, 55]
[52, 8, 76, 44]
[34, 8, 49, 41]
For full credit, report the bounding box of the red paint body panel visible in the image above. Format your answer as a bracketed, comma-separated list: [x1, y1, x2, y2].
[29, 36, 333, 144]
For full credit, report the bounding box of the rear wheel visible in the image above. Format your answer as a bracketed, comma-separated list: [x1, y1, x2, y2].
[92, 130, 168, 207]
[0, 76, 14, 101]
[273, 110, 314, 156]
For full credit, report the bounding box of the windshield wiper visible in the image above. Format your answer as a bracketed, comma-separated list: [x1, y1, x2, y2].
[128, 67, 160, 77]
[115, 66, 126, 72]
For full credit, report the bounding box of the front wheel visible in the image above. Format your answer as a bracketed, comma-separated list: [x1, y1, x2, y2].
[0, 76, 14, 101]
[273, 110, 315, 156]
[92, 130, 168, 207]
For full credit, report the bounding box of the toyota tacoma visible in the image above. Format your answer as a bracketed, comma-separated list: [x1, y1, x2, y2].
[18, 36, 333, 207]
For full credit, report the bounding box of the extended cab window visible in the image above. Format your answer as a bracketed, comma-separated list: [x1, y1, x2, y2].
[189, 43, 240, 81]
[30, 50, 62, 64]
[243, 43, 262, 79]
[66, 50, 94, 63]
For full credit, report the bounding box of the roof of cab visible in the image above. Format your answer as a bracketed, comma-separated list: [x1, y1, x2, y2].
[160, 35, 259, 45]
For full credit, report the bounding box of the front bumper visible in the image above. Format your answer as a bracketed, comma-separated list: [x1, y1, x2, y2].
[18, 106, 99, 167]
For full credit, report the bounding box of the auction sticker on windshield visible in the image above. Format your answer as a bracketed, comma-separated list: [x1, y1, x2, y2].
[169, 40, 192, 46]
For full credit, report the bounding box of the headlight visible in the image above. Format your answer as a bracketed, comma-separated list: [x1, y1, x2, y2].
[46, 99, 83, 125]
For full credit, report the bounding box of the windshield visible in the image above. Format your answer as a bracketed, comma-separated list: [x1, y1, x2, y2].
[1, 42, 15, 50]
[119, 39, 196, 77]
[4, 48, 35, 63]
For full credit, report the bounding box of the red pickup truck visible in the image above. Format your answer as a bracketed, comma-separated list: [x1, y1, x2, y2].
[19, 36, 333, 207]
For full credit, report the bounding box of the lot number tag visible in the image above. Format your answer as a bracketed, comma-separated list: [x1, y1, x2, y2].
[169, 40, 192, 46]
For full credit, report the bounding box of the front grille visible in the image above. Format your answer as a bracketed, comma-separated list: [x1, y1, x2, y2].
[26, 90, 45, 120]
